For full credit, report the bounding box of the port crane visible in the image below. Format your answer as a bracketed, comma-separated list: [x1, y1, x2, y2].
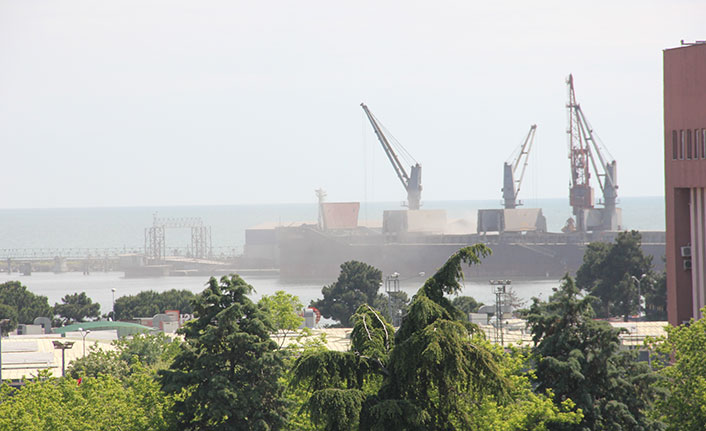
[361, 103, 422, 210]
[566, 74, 619, 232]
[503, 124, 537, 209]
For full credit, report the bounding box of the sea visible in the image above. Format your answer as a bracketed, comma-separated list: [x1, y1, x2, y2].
[0, 197, 665, 317]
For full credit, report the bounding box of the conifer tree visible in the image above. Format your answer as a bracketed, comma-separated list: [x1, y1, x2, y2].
[159, 275, 288, 431]
[311, 260, 383, 327]
[524, 275, 664, 430]
[293, 245, 513, 431]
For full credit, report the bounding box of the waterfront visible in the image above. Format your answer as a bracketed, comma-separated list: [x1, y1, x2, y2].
[0, 271, 560, 319]
[0, 197, 665, 317]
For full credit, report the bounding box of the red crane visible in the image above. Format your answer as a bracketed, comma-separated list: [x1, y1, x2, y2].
[566, 74, 619, 232]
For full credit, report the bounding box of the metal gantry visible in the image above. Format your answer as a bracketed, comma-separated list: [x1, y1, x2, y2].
[490, 280, 511, 346]
[145, 215, 213, 262]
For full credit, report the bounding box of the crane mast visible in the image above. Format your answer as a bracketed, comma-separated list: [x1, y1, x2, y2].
[503, 124, 537, 209]
[566, 74, 619, 232]
[361, 103, 422, 210]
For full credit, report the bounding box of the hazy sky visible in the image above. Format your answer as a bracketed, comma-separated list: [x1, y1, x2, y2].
[1, 1, 703, 209]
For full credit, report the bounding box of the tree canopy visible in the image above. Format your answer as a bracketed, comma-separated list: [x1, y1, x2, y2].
[311, 260, 383, 327]
[0, 303, 18, 335]
[0, 370, 175, 431]
[68, 333, 180, 380]
[524, 275, 664, 430]
[451, 295, 483, 319]
[158, 274, 289, 430]
[575, 230, 655, 320]
[0, 281, 52, 327]
[652, 307, 706, 430]
[258, 290, 305, 349]
[293, 245, 584, 430]
[296, 246, 509, 430]
[54, 291, 100, 325]
[645, 270, 667, 321]
[113, 289, 195, 320]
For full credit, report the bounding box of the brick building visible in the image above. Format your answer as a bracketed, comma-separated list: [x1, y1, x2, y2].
[664, 41, 706, 325]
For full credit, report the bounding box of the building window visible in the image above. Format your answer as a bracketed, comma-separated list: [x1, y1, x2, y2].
[697, 129, 702, 159]
[687, 129, 693, 159]
[703, 129, 706, 159]
[673, 130, 678, 160]
[680, 130, 685, 159]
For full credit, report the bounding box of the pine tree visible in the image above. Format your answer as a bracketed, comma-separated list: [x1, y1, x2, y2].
[159, 275, 289, 431]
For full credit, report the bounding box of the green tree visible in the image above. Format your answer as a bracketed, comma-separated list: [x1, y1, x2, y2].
[259, 290, 305, 348]
[158, 275, 289, 430]
[524, 275, 664, 431]
[0, 370, 175, 431]
[452, 295, 483, 319]
[292, 303, 395, 430]
[644, 270, 667, 321]
[576, 230, 654, 320]
[294, 246, 513, 430]
[311, 261, 383, 326]
[113, 289, 195, 320]
[464, 343, 582, 431]
[293, 246, 582, 431]
[0, 281, 52, 324]
[373, 290, 410, 327]
[651, 307, 706, 430]
[68, 333, 180, 379]
[0, 304, 18, 335]
[54, 291, 100, 325]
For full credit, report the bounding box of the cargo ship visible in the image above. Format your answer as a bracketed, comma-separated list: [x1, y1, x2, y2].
[243, 78, 665, 281]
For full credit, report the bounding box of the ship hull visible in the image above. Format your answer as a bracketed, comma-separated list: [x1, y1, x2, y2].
[274, 227, 666, 282]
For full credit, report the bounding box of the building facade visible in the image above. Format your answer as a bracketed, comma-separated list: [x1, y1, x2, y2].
[664, 42, 706, 325]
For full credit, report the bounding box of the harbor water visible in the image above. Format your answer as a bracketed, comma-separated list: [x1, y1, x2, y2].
[0, 197, 665, 316]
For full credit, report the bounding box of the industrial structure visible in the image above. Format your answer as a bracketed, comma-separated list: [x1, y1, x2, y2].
[242, 90, 665, 281]
[503, 125, 537, 209]
[145, 215, 212, 261]
[477, 125, 546, 234]
[566, 74, 621, 232]
[361, 103, 423, 210]
[664, 41, 706, 325]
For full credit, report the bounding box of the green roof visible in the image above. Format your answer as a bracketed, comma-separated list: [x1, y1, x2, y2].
[53, 321, 154, 338]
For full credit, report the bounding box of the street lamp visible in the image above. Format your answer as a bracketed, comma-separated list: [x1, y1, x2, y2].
[52, 340, 75, 377]
[0, 318, 9, 382]
[631, 274, 648, 346]
[631, 274, 648, 319]
[111, 288, 116, 319]
[78, 328, 90, 358]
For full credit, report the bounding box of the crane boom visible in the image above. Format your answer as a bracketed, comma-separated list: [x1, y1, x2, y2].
[566, 74, 619, 231]
[503, 124, 537, 209]
[361, 103, 422, 210]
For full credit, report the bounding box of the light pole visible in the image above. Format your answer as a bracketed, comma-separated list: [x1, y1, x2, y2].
[52, 340, 75, 377]
[631, 274, 648, 319]
[385, 272, 400, 326]
[78, 328, 90, 358]
[631, 274, 647, 345]
[111, 288, 116, 319]
[490, 280, 511, 346]
[0, 318, 10, 382]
